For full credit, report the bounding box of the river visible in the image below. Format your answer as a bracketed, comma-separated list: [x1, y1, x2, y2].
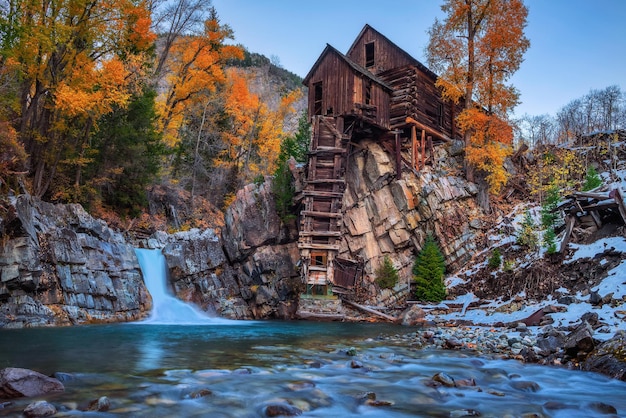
[0, 250, 625, 416]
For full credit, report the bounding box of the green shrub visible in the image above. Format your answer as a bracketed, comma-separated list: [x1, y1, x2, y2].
[413, 235, 446, 302]
[503, 259, 514, 272]
[375, 256, 399, 289]
[488, 248, 502, 269]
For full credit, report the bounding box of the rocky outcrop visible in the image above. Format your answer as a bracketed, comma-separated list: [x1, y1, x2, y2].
[582, 331, 626, 380]
[339, 139, 483, 303]
[148, 180, 302, 320]
[0, 195, 150, 327]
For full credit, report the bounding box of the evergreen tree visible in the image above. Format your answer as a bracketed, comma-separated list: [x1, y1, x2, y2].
[488, 248, 502, 269]
[375, 256, 399, 289]
[413, 235, 446, 302]
[272, 112, 311, 220]
[516, 210, 539, 250]
[583, 166, 602, 191]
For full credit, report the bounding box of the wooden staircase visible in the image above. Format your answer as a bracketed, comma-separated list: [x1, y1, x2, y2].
[298, 116, 352, 295]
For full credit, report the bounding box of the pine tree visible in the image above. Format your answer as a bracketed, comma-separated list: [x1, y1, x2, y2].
[583, 166, 602, 191]
[413, 235, 446, 302]
[375, 256, 399, 289]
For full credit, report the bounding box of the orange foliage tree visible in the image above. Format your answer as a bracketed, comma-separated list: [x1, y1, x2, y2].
[427, 0, 529, 194]
[216, 68, 301, 202]
[1, 0, 156, 198]
[156, 8, 243, 147]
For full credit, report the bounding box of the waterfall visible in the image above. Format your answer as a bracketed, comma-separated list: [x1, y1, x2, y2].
[135, 248, 223, 325]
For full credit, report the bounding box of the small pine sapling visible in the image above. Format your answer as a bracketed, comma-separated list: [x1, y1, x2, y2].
[516, 210, 539, 250]
[413, 235, 446, 302]
[375, 256, 399, 289]
[583, 166, 602, 191]
[488, 248, 502, 269]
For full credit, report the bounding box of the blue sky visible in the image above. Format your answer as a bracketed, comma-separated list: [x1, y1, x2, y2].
[212, 0, 626, 118]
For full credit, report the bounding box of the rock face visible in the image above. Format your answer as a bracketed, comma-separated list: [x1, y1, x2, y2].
[0, 195, 151, 327]
[340, 139, 483, 303]
[153, 181, 302, 320]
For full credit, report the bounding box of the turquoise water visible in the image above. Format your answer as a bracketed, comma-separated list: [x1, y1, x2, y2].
[1, 321, 626, 417]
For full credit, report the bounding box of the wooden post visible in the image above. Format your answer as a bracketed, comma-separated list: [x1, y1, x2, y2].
[395, 130, 402, 180]
[411, 125, 417, 171]
[421, 129, 426, 169]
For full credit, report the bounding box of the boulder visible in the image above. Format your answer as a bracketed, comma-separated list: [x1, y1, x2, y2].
[563, 321, 595, 357]
[0, 368, 64, 398]
[399, 305, 426, 326]
[582, 330, 626, 381]
[23, 400, 56, 417]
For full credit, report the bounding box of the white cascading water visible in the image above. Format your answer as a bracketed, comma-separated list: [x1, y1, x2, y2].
[135, 248, 224, 325]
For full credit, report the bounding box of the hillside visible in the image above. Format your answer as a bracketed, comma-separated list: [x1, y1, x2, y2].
[425, 131, 626, 335]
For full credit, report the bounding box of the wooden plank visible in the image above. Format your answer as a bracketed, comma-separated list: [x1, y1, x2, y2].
[302, 190, 344, 198]
[306, 179, 346, 184]
[421, 128, 426, 170]
[299, 231, 342, 237]
[614, 188, 626, 224]
[301, 210, 343, 218]
[411, 125, 417, 170]
[405, 116, 452, 142]
[560, 214, 576, 254]
[589, 210, 603, 228]
[297, 243, 341, 250]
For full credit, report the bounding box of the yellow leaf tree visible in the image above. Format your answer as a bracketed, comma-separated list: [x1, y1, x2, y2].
[427, 0, 530, 196]
[156, 8, 243, 147]
[2, 0, 156, 198]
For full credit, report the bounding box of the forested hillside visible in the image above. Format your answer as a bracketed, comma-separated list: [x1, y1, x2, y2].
[0, 0, 304, 230]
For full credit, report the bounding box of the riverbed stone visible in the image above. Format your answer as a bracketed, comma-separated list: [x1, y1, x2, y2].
[0, 368, 64, 398]
[264, 403, 302, 417]
[23, 400, 56, 417]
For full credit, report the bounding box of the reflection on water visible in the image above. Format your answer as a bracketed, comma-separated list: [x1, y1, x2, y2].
[1, 322, 626, 417]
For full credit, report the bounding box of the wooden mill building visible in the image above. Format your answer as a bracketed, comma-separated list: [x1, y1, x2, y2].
[298, 24, 463, 297]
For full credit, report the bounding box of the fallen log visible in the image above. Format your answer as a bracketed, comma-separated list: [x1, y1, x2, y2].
[342, 300, 398, 322]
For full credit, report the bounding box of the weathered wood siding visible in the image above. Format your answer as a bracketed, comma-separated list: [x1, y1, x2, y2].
[380, 65, 463, 140]
[306, 50, 390, 128]
[347, 27, 415, 76]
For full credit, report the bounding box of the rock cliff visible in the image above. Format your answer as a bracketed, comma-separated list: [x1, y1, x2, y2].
[0, 195, 150, 327]
[0, 137, 485, 327]
[337, 138, 483, 304]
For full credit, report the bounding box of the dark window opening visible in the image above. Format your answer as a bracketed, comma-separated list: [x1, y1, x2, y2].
[313, 82, 323, 115]
[312, 252, 327, 266]
[365, 42, 375, 68]
[365, 81, 372, 105]
[437, 102, 444, 127]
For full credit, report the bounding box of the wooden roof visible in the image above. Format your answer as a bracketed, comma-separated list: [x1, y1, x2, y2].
[347, 24, 439, 81]
[302, 43, 393, 92]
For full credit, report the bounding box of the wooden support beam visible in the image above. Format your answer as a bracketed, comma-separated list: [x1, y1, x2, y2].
[421, 128, 426, 170]
[405, 116, 452, 142]
[301, 210, 343, 218]
[614, 188, 626, 224]
[411, 125, 417, 171]
[299, 231, 342, 237]
[395, 130, 402, 180]
[297, 243, 341, 250]
[560, 214, 576, 254]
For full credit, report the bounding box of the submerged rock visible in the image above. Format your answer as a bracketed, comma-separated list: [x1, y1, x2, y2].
[0, 368, 64, 398]
[23, 400, 56, 417]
